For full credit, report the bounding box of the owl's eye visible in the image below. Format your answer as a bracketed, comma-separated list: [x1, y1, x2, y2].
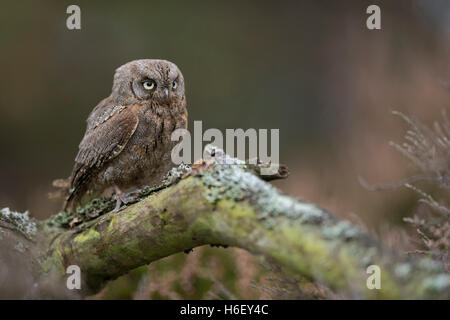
[172, 81, 178, 89]
[143, 80, 156, 90]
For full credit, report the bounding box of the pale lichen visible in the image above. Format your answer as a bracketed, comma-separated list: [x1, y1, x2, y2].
[198, 145, 330, 228]
[417, 257, 444, 273]
[322, 221, 362, 241]
[14, 241, 27, 253]
[422, 274, 450, 294]
[0, 207, 37, 240]
[164, 163, 192, 184]
[394, 263, 412, 280]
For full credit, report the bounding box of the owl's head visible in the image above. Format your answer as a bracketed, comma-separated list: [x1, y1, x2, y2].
[112, 59, 185, 105]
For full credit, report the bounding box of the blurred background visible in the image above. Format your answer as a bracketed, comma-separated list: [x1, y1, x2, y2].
[0, 0, 449, 299]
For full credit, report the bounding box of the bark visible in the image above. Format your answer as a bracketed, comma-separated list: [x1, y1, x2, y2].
[1, 146, 449, 299]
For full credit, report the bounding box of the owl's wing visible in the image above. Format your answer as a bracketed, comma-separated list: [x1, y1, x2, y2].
[67, 105, 139, 203]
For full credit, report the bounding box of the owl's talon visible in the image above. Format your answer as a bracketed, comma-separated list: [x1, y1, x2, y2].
[113, 184, 128, 212]
[112, 185, 146, 211]
[121, 186, 149, 205]
[113, 197, 122, 212]
[125, 187, 146, 197]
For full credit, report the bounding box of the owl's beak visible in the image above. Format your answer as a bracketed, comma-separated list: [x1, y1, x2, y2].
[163, 88, 169, 100]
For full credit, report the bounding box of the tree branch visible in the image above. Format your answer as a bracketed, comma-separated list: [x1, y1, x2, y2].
[1, 146, 449, 299]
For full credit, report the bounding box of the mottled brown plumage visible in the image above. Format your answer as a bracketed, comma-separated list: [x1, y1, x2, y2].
[64, 59, 187, 211]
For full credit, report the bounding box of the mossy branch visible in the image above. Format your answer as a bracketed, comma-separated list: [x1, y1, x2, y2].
[1, 146, 449, 299]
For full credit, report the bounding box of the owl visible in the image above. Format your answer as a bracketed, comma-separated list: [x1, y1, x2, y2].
[63, 59, 188, 211]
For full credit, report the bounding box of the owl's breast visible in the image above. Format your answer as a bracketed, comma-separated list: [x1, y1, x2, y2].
[102, 102, 187, 189]
[139, 103, 186, 147]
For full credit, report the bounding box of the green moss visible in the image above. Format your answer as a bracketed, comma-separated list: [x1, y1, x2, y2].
[108, 238, 142, 263]
[76, 197, 115, 219]
[40, 240, 67, 276]
[73, 228, 101, 245]
[279, 225, 358, 288]
[216, 199, 255, 219]
[46, 197, 115, 229]
[47, 211, 75, 228]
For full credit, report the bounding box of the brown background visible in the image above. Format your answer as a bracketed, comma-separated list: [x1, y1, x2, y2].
[0, 0, 449, 298]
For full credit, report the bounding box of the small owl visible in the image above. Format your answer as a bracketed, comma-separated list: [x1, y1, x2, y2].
[63, 59, 187, 211]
